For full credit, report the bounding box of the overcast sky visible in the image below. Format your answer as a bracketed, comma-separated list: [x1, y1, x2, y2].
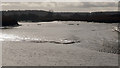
[1, 0, 119, 2]
[1, 2, 119, 12]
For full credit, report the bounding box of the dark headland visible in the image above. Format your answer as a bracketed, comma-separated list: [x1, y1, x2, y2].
[2, 16, 19, 27]
[1, 10, 120, 26]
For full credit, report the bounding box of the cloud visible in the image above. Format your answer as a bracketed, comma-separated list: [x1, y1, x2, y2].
[1, 2, 118, 11]
[1, 0, 119, 2]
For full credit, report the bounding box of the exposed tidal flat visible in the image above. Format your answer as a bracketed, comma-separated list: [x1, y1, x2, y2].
[2, 21, 119, 66]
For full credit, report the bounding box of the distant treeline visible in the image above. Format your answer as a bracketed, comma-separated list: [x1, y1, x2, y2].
[2, 10, 120, 24]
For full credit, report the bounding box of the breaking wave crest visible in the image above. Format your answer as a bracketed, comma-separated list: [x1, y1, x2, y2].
[0, 34, 80, 44]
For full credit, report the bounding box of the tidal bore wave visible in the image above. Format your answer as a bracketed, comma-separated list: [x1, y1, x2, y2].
[0, 34, 81, 44]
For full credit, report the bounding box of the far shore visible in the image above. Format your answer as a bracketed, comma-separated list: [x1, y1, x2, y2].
[2, 10, 120, 26]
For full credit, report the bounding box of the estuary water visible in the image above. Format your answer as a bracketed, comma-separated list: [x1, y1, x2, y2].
[1, 21, 119, 66]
